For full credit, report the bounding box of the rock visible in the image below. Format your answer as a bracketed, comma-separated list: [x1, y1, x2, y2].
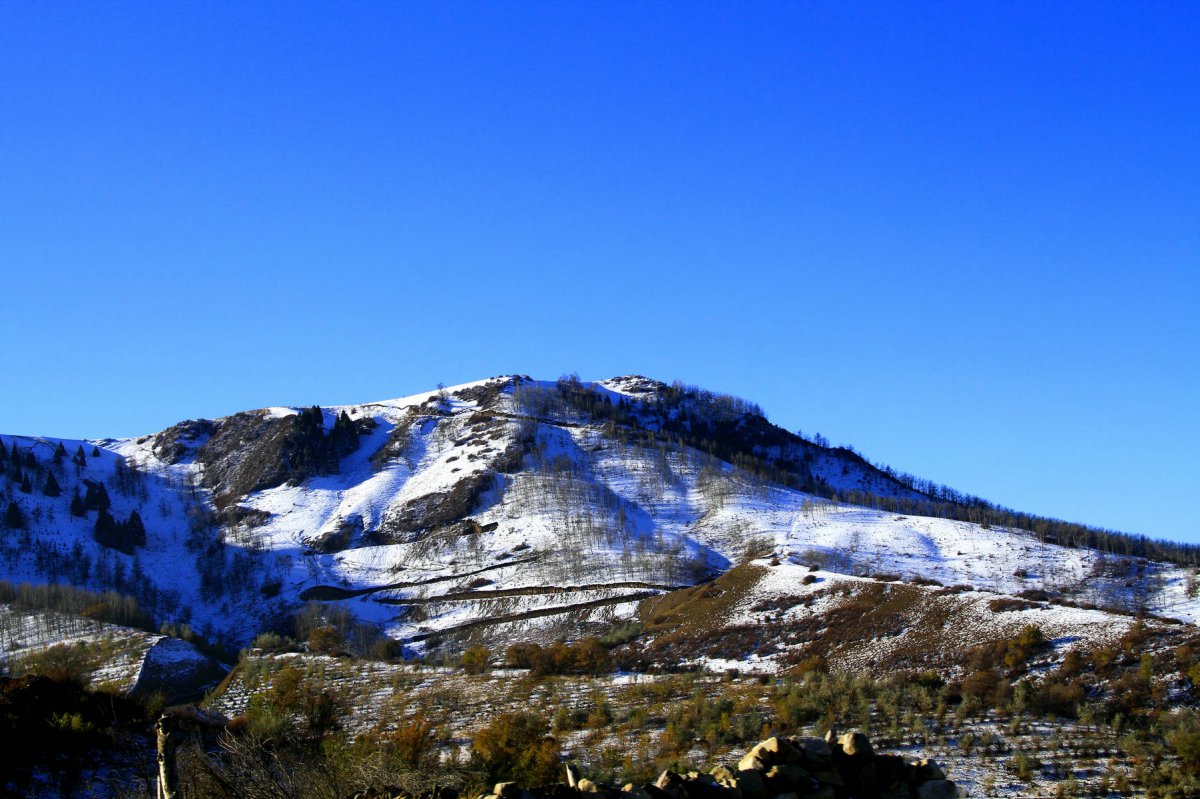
[496, 783, 520, 798]
[640, 785, 675, 799]
[655, 771, 677, 787]
[566, 765, 581, 788]
[916, 780, 957, 799]
[683, 779, 734, 799]
[837, 731, 874, 758]
[768, 765, 808, 781]
[709, 766, 738, 787]
[763, 765, 809, 792]
[791, 737, 832, 763]
[737, 754, 766, 773]
[577, 780, 600, 793]
[132, 637, 228, 703]
[748, 737, 799, 765]
[912, 759, 945, 781]
[879, 785, 913, 799]
[734, 769, 767, 799]
[823, 729, 836, 744]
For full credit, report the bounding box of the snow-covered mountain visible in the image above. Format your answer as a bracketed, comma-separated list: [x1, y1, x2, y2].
[1, 374, 1195, 667]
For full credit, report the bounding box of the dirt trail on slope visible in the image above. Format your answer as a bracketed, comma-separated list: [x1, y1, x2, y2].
[404, 591, 659, 642]
[298, 556, 541, 601]
[373, 581, 680, 605]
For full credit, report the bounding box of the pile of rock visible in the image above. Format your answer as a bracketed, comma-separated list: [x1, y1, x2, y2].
[478, 731, 957, 799]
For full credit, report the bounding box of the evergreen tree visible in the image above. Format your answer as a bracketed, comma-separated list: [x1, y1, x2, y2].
[126, 510, 146, 547]
[83, 480, 111, 512]
[43, 472, 62, 498]
[0, 438, 6, 463]
[10, 442, 18, 462]
[73, 445, 87, 467]
[69, 489, 86, 517]
[94, 508, 118, 549]
[53, 441, 66, 464]
[91, 445, 100, 458]
[19, 474, 32, 494]
[4, 501, 24, 530]
[23, 449, 35, 468]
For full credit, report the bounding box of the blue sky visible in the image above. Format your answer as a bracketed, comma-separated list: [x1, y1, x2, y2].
[1, 2, 1197, 542]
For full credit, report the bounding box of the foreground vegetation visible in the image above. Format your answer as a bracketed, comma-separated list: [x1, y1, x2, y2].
[4, 621, 1200, 797]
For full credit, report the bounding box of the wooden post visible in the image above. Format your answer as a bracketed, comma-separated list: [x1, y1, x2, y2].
[156, 713, 179, 799]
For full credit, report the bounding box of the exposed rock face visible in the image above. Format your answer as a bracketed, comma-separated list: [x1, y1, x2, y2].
[193, 411, 299, 505]
[151, 419, 215, 465]
[131, 637, 227, 703]
[375, 470, 498, 541]
[447, 731, 956, 799]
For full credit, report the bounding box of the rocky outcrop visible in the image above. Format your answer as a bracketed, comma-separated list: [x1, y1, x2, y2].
[348, 731, 956, 799]
[131, 637, 228, 704]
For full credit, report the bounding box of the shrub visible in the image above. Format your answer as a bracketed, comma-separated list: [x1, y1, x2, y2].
[370, 713, 439, 769]
[1169, 728, 1200, 773]
[244, 663, 350, 740]
[471, 712, 561, 786]
[460, 645, 490, 674]
[15, 643, 97, 685]
[505, 642, 541, 669]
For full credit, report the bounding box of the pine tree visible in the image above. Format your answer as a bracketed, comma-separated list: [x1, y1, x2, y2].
[126, 510, 146, 547]
[19, 474, 32, 494]
[83, 480, 111, 511]
[23, 449, 35, 468]
[94, 508, 117, 549]
[4, 501, 25, 529]
[73, 445, 87, 467]
[10, 442, 19, 462]
[43, 472, 62, 498]
[69, 489, 86, 517]
[0, 439, 6, 463]
[91, 445, 100, 458]
[54, 442, 66, 464]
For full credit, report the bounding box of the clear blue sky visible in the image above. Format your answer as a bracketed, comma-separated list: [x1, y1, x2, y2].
[1, 2, 1196, 542]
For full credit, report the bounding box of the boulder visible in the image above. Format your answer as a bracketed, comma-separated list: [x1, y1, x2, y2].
[734, 769, 767, 799]
[878, 786, 912, 799]
[763, 765, 810, 792]
[837, 731, 874, 758]
[654, 771, 687, 799]
[916, 780, 957, 799]
[577, 780, 600, 793]
[747, 737, 800, 766]
[640, 785, 675, 799]
[912, 759, 946, 781]
[737, 754, 766, 773]
[790, 737, 832, 763]
[709, 766, 738, 787]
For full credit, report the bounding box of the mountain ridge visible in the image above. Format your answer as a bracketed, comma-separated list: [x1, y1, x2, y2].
[1, 374, 1196, 669]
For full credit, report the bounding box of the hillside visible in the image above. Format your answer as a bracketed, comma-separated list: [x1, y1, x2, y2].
[1, 374, 1196, 670]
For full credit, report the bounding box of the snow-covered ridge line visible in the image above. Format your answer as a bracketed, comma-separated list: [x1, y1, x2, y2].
[1, 373, 1195, 659]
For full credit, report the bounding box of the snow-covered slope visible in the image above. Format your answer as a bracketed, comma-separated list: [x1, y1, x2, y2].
[1, 375, 1195, 662]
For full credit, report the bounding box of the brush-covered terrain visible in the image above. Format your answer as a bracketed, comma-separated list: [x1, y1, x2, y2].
[3, 374, 1199, 797]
